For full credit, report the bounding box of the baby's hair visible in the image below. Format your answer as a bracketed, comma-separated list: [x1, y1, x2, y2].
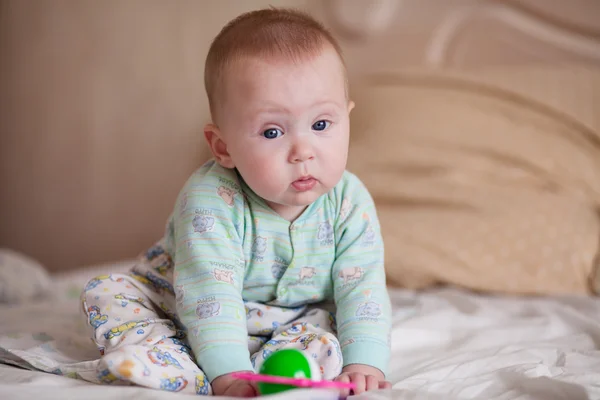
[204, 7, 347, 121]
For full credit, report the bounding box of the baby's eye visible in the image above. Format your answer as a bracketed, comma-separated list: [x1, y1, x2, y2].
[312, 120, 330, 131]
[263, 128, 283, 139]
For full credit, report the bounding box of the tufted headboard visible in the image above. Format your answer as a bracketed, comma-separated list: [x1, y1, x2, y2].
[1, 0, 599, 272]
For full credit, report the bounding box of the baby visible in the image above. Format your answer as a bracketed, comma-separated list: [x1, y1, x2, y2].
[81, 8, 391, 397]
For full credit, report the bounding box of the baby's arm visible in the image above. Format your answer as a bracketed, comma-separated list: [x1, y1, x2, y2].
[170, 166, 253, 389]
[331, 176, 392, 392]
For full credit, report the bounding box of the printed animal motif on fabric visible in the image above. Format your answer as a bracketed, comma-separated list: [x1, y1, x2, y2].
[144, 245, 173, 275]
[103, 318, 157, 340]
[97, 369, 120, 384]
[116, 359, 136, 380]
[317, 221, 334, 246]
[251, 338, 291, 366]
[114, 293, 146, 307]
[195, 374, 210, 395]
[87, 305, 108, 329]
[271, 262, 286, 279]
[213, 268, 234, 284]
[196, 302, 220, 319]
[114, 359, 136, 379]
[281, 322, 308, 336]
[362, 224, 376, 246]
[338, 267, 363, 284]
[265, 338, 290, 348]
[252, 237, 267, 261]
[299, 267, 316, 281]
[255, 327, 274, 336]
[160, 376, 188, 392]
[291, 333, 318, 350]
[217, 186, 236, 206]
[260, 348, 273, 362]
[156, 337, 191, 355]
[248, 336, 268, 349]
[84, 275, 123, 291]
[245, 305, 263, 319]
[130, 270, 174, 295]
[147, 347, 184, 369]
[192, 214, 215, 233]
[129, 270, 152, 286]
[356, 301, 381, 318]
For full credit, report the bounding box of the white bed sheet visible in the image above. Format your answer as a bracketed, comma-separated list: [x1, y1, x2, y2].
[1, 260, 599, 400]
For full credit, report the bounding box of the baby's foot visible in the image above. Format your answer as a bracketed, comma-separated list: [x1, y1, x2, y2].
[98, 345, 211, 395]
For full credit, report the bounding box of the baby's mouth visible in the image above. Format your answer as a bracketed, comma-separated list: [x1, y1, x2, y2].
[291, 176, 317, 191]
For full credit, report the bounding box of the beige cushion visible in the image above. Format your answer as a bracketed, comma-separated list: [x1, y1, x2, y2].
[0, 248, 52, 303]
[348, 65, 600, 295]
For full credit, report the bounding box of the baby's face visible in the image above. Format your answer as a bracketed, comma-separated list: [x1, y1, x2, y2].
[217, 46, 352, 220]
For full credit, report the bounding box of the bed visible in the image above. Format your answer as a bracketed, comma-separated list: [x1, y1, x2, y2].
[2, 259, 600, 399]
[2, 0, 600, 399]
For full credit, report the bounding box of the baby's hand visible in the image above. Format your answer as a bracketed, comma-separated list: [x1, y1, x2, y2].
[211, 371, 257, 397]
[334, 364, 392, 396]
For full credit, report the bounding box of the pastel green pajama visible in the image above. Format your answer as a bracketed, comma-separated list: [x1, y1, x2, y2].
[169, 160, 392, 381]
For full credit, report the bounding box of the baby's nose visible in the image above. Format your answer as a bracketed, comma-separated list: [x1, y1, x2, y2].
[289, 139, 315, 163]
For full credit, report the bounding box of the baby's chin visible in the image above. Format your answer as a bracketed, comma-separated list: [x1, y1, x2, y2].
[263, 189, 330, 220]
[278, 194, 328, 209]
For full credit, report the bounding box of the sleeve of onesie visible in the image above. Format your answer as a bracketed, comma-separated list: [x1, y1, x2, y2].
[331, 175, 392, 376]
[170, 162, 253, 382]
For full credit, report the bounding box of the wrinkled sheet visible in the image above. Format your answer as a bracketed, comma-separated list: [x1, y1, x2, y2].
[1, 260, 599, 399]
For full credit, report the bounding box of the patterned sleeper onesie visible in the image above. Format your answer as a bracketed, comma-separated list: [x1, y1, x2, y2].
[82, 160, 391, 394]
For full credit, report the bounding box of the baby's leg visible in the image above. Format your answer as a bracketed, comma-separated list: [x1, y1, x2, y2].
[81, 250, 211, 394]
[97, 338, 211, 395]
[244, 301, 306, 369]
[251, 307, 343, 380]
[81, 272, 178, 354]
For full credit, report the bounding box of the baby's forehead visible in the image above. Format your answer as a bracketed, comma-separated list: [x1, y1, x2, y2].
[227, 49, 344, 82]
[217, 51, 346, 98]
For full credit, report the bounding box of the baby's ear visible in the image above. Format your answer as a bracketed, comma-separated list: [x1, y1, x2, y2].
[348, 100, 355, 113]
[204, 124, 235, 168]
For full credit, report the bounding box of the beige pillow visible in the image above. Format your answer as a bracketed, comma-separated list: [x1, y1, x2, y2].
[348, 66, 600, 295]
[0, 248, 52, 303]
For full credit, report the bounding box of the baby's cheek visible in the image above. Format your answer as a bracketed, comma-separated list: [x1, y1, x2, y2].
[259, 156, 285, 177]
[245, 159, 284, 193]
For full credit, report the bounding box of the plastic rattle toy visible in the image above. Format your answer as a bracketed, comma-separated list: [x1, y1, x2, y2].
[232, 349, 356, 395]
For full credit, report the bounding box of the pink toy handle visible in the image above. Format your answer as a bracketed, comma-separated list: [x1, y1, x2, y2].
[232, 372, 356, 390]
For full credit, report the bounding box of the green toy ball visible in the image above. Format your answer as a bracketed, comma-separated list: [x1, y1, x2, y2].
[257, 349, 321, 395]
